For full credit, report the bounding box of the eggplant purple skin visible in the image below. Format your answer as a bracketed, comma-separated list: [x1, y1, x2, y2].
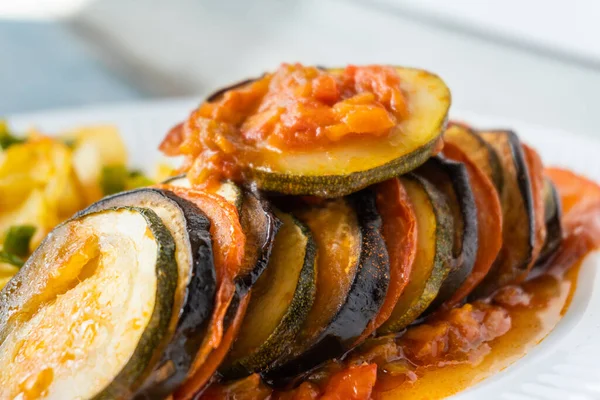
[136, 191, 217, 399]
[220, 189, 282, 341]
[262, 189, 389, 388]
[235, 190, 282, 296]
[535, 179, 563, 266]
[471, 130, 535, 299]
[75, 188, 217, 400]
[419, 156, 478, 313]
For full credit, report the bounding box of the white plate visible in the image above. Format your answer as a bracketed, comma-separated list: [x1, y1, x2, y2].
[7, 99, 600, 399]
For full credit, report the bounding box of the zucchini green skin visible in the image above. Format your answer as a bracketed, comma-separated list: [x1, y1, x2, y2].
[262, 190, 389, 386]
[251, 133, 444, 198]
[536, 179, 563, 265]
[417, 156, 478, 312]
[89, 207, 178, 400]
[200, 67, 450, 198]
[76, 189, 217, 399]
[220, 211, 317, 380]
[378, 174, 454, 333]
[472, 131, 535, 297]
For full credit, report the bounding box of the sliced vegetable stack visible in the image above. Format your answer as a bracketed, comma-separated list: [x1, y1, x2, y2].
[0, 64, 565, 399]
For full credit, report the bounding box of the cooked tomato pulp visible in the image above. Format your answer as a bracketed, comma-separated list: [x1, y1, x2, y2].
[160, 64, 408, 189]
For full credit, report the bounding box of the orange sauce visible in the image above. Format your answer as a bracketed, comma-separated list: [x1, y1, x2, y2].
[159, 64, 408, 189]
[373, 258, 582, 400]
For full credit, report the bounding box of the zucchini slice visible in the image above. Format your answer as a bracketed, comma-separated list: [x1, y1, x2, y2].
[74, 188, 217, 398]
[252, 67, 449, 197]
[439, 142, 503, 309]
[444, 122, 504, 192]
[221, 210, 317, 379]
[264, 191, 389, 384]
[416, 156, 478, 311]
[157, 186, 246, 383]
[378, 174, 454, 334]
[356, 178, 417, 343]
[0, 207, 177, 399]
[472, 131, 535, 297]
[537, 178, 562, 264]
[170, 67, 450, 198]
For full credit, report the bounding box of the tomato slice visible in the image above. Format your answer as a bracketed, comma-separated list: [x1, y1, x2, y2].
[545, 168, 600, 215]
[520, 144, 547, 280]
[440, 142, 503, 308]
[155, 185, 246, 389]
[356, 178, 417, 343]
[545, 168, 600, 268]
[175, 295, 250, 400]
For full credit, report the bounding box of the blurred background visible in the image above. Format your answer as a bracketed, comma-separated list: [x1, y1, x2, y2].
[1, 0, 598, 136]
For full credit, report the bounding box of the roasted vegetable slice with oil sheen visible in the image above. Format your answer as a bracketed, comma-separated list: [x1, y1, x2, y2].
[444, 122, 504, 192]
[439, 142, 503, 310]
[537, 178, 562, 264]
[163, 175, 280, 293]
[249, 68, 450, 198]
[378, 174, 453, 334]
[164, 66, 451, 198]
[73, 188, 217, 398]
[220, 210, 317, 379]
[520, 144, 547, 277]
[0, 207, 177, 399]
[156, 185, 248, 396]
[264, 191, 389, 385]
[416, 156, 478, 311]
[355, 178, 417, 344]
[472, 131, 536, 297]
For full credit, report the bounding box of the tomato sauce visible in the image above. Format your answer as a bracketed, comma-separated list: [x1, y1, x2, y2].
[198, 167, 600, 399]
[159, 64, 408, 189]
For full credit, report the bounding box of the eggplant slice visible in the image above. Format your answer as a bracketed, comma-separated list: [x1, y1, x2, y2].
[536, 178, 563, 265]
[263, 191, 389, 386]
[416, 156, 478, 312]
[444, 122, 504, 193]
[378, 174, 454, 334]
[221, 210, 317, 380]
[472, 131, 535, 297]
[0, 207, 178, 399]
[74, 188, 217, 398]
[163, 175, 280, 294]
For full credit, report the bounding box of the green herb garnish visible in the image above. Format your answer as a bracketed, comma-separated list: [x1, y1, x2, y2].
[4, 225, 36, 257]
[0, 251, 24, 267]
[101, 166, 154, 195]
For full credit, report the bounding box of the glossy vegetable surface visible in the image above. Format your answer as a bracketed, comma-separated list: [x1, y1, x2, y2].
[416, 156, 478, 311]
[0, 207, 177, 399]
[264, 191, 389, 385]
[378, 174, 453, 333]
[473, 131, 535, 297]
[439, 142, 503, 309]
[221, 210, 317, 379]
